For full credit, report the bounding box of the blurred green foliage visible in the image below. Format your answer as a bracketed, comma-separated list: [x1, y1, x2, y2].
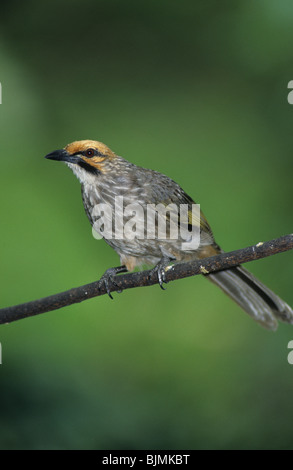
[0, 0, 293, 450]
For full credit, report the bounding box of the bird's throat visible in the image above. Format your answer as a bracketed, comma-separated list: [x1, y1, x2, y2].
[66, 162, 100, 185]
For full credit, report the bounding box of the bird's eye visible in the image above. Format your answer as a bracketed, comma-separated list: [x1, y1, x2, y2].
[85, 148, 95, 158]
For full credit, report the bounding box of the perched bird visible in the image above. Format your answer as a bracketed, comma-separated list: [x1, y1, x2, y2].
[45, 140, 293, 330]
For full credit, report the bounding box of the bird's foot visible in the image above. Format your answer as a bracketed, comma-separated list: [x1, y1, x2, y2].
[149, 256, 175, 290]
[98, 265, 128, 299]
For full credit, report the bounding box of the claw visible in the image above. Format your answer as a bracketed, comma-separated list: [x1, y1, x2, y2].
[149, 257, 174, 290]
[98, 265, 128, 299]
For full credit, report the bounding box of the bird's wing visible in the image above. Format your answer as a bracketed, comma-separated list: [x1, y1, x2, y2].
[146, 171, 215, 245]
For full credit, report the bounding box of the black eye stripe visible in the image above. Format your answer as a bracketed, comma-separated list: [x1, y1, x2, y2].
[72, 149, 105, 158]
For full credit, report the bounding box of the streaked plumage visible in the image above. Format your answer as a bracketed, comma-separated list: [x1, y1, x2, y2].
[45, 140, 293, 330]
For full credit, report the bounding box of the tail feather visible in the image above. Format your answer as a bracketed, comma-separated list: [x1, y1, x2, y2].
[207, 266, 293, 330]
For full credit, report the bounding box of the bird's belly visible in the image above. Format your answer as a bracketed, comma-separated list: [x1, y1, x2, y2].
[83, 187, 215, 266]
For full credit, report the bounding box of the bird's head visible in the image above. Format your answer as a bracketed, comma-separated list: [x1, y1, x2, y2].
[45, 140, 117, 184]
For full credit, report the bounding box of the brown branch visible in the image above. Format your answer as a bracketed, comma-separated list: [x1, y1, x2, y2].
[0, 234, 292, 325]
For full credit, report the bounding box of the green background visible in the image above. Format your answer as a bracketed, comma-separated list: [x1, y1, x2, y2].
[0, 0, 293, 450]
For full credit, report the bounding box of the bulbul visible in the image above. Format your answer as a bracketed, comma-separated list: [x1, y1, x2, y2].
[45, 139, 293, 330]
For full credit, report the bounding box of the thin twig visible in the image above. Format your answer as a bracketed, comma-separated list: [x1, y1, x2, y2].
[0, 234, 292, 325]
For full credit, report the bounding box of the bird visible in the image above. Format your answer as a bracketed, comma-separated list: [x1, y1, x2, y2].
[45, 139, 293, 330]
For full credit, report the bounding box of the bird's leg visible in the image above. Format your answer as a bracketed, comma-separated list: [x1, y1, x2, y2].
[98, 265, 128, 299]
[149, 256, 175, 290]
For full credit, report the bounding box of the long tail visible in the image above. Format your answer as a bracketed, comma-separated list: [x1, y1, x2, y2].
[207, 265, 293, 330]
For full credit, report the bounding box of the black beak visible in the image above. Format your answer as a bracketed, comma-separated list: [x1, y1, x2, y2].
[44, 149, 80, 164]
